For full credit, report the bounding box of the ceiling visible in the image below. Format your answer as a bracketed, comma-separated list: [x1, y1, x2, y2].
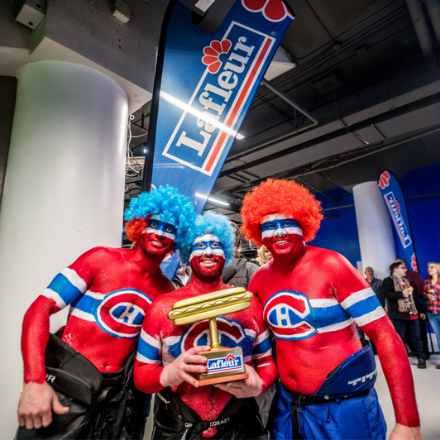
[127, 0, 440, 224]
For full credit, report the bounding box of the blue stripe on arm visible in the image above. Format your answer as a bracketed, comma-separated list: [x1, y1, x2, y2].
[47, 273, 83, 306]
[138, 337, 160, 363]
[346, 294, 382, 319]
[252, 337, 272, 355]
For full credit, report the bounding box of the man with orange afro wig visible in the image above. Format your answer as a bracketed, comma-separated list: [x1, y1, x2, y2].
[241, 179, 423, 440]
[17, 186, 195, 439]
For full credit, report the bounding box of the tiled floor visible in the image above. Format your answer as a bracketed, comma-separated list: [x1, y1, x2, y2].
[144, 354, 440, 439]
[376, 353, 440, 440]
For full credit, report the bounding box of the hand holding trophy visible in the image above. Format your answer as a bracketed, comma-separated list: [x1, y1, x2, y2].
[168, 287, 253, 385]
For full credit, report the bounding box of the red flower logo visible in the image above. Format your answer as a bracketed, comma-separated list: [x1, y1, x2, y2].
[225, 353, 236, 360]
[411, 254, 418, 272]
[202, 40, 232, 74]
[242, 0, 293, 22]
[378, 171, 390, 189]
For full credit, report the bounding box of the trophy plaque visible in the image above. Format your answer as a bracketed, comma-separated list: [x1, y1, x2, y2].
[168, 287, 253, 386]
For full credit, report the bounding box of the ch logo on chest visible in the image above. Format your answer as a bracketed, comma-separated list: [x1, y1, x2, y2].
[169, 317, 246, 357]
[96, 289, 152, 339]
[263, 291, 317, 340]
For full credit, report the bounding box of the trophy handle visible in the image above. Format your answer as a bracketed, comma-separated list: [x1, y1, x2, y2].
[209, 317, 222, 350]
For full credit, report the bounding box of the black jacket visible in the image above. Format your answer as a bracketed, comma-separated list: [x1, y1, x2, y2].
[381, 277, 424, 320]
[222, 257, 259, 289]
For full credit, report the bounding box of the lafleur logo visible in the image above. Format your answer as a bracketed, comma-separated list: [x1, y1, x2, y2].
[384, 192, 412, 248]
[207, 352, 243, 374]
[162, 22, 275, 176]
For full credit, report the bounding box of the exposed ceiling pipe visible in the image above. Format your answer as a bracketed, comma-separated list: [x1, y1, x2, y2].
[406, 0, 437, 69]
[261, 78, 319, 124]
[424, 0, 440, 45]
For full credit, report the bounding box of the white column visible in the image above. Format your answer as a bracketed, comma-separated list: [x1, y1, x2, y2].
[0, 61, 128, 436]
[353, 181, 396, 280]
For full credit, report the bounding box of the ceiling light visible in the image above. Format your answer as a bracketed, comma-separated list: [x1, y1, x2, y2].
[143, 148, 147, 153]
[195, 192, 230, 206]
[160, 91, 244, 140]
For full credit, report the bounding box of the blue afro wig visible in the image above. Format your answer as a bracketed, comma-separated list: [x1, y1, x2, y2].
[180, 211, 236, 266]
[124, 185, 195, 254]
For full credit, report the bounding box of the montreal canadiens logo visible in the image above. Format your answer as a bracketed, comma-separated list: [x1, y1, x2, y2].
[180, 317, 245, 353]
[96, 289, 152, 338]
[263, 291, 317, 340]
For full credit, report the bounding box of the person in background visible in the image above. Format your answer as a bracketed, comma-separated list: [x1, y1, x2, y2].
[364, 267, 384, 308]
[221, 222, 259, 289]
[172, 261, 191, 289]
[256, 245, 273, 266]
[423, 262, 440, 369]
[382, 262, 426, 369]
[395, 258, 430, 360]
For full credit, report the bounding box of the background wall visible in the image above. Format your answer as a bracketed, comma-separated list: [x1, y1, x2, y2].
[308, 161, 440, 280]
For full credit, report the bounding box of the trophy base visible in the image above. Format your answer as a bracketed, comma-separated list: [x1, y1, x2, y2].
[194, 347, 249, 387]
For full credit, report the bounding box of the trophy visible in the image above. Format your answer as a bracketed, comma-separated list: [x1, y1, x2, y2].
[168, 287, 253, 386]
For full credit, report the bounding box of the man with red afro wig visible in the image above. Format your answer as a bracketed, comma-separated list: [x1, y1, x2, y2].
[241, 179, 423, 440]
[16, 186, 195, 439]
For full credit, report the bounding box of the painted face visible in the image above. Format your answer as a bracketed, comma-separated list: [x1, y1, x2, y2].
[189, 233, 225, 280]
[140, 215, 176, 257]
[260, 214, 303, 257]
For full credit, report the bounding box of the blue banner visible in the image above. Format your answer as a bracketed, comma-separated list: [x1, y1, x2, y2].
[378, 171, 419, 271]
[147, 0, 293, 210]
[145, 0, 294, 277]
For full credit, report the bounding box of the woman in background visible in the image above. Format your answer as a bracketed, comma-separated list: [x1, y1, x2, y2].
[256, 245, 273, 266]
[423, 262, 440, 369]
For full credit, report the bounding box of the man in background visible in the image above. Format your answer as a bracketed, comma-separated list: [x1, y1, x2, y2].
[382, 262, 426, 369]
[365, 267, 384, 308]
[395, 258, 431, 360]
[172, 261, 191, 289]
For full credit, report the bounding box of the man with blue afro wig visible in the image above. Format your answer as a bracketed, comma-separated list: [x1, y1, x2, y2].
[17, 185, 195, 439]
[134, 211, 277, 439]
[125, 185, 195, 255]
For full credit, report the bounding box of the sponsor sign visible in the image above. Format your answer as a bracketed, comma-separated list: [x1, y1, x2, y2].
[206, 352, 244, 374]
[148, 0, 294, 278]
[378, 171, 419, 271]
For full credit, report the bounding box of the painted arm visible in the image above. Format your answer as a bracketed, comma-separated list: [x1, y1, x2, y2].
[331, 254, 421, 437]
[134, 300, 209, 394]
[18, 248, 108, 429]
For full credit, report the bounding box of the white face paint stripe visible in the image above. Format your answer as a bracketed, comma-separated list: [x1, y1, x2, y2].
[262, 214, 291, 222]
[193, 233, 219, 243]
[189, 248, 225, 261]
[261, 226, 303, 239]
[145, 227, 176, 241]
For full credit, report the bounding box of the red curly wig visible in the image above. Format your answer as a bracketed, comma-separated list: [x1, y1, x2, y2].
[240, 179, 323, 246]
[125, 215, 150, 248]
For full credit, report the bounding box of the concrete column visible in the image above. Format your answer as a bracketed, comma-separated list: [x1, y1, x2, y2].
[353, 181, 396, 280]
[0, 61, 128, 436]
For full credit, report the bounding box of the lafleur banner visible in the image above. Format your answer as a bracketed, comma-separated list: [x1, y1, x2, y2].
[378, 171, 419, 271]
[145, 0, 294, 212]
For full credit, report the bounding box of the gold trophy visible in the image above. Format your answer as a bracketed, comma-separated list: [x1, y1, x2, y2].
[168, 287, 253, 386]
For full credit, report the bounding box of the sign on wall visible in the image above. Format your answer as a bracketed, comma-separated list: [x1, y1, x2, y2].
[378, 171, 419, 271]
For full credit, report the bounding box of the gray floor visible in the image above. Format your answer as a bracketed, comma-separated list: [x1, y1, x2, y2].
[376, 353, 440, 440]
[144, 355, 440, 440]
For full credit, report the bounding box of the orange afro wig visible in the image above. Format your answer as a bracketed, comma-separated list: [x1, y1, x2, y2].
[240, 179, 323, 246]
[125, 215, 151, 248]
